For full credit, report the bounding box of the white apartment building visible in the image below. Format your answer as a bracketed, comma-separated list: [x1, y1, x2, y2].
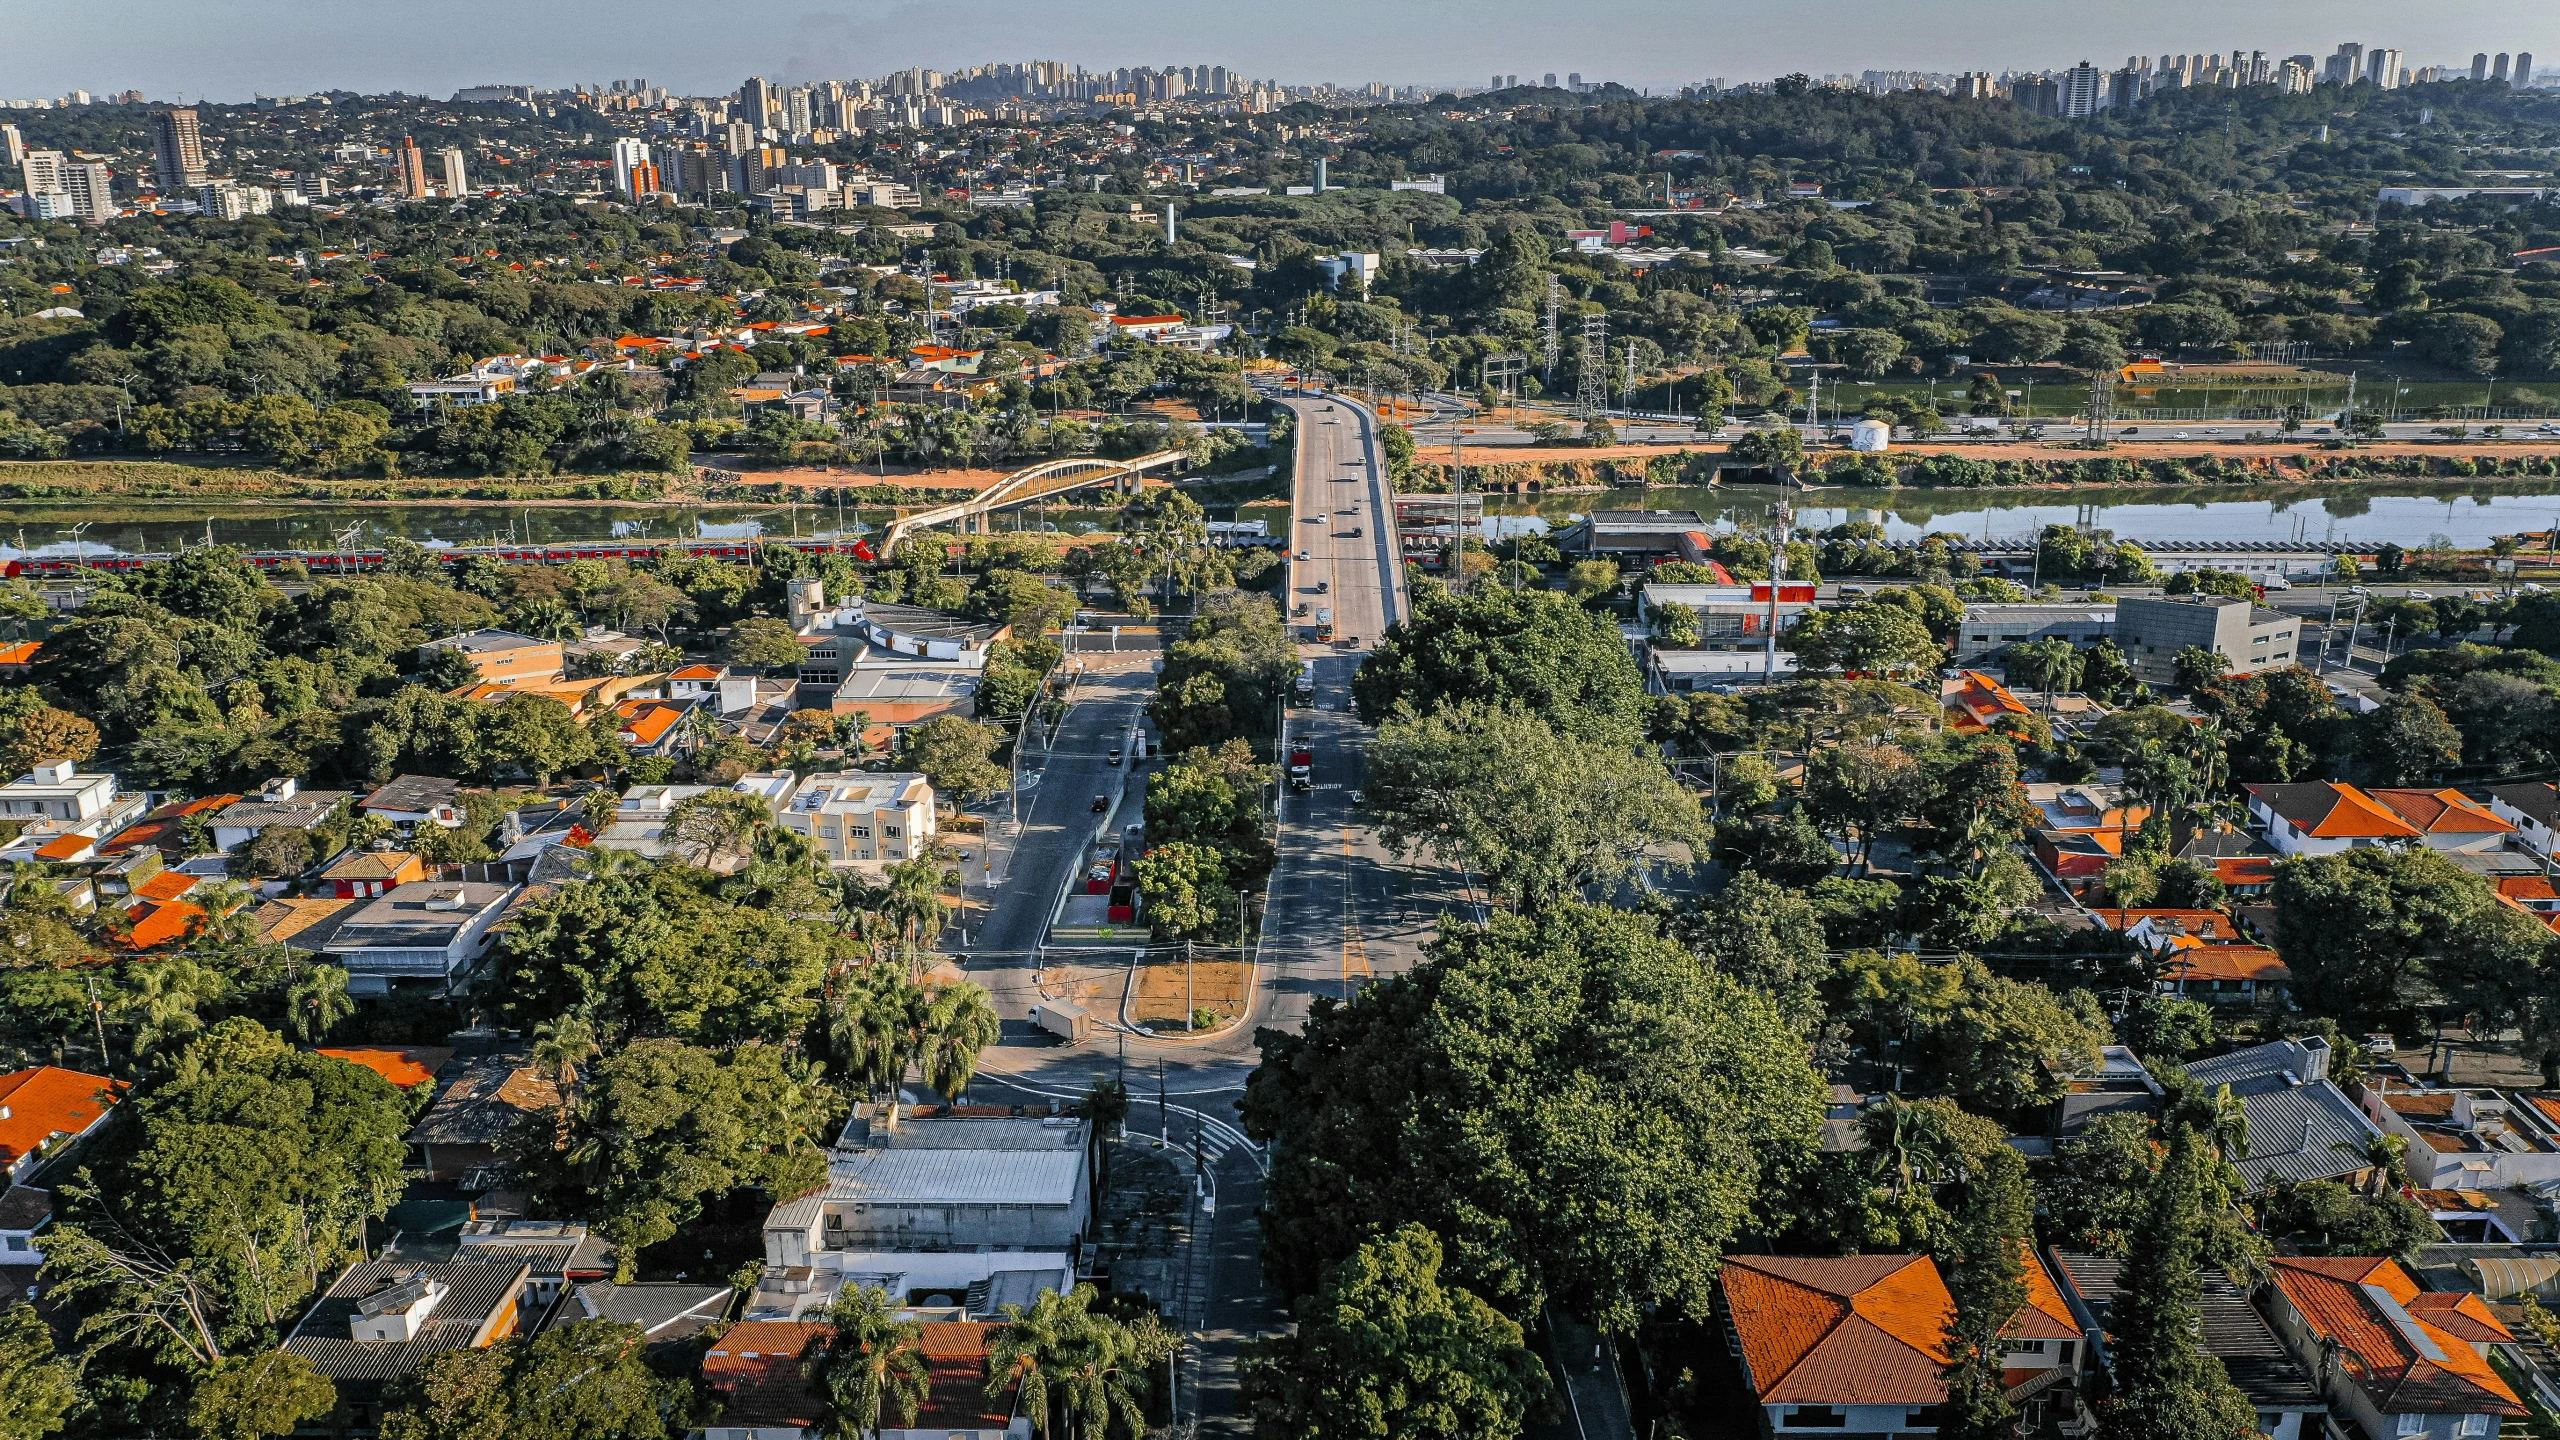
[778, 772, 935, 870]
[0, 762, 148, 861]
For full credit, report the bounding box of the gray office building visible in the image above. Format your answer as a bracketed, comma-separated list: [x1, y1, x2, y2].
[2115, 595, 2297, 686]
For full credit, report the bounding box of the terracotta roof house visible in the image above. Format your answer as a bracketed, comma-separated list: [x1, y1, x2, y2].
[2261, 1256, 2525, 1439]
[1717, 1252, 2086, 1435]
[2246, 782, 2422, 856]
[2157, 945, 2290, 1005]
[0, 1066, 123, 1184]
[1943, 670, 2034, 733]
[323, 850, 427, 899]
[701, 1319, 1025, 1440]
[2364, 787, 2516, 853]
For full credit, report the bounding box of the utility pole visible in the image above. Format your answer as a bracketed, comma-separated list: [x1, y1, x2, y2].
[1763, 503, 1793, 683]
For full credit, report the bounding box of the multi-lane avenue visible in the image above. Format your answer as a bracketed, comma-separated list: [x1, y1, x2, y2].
[950, 387, 1462, 1434]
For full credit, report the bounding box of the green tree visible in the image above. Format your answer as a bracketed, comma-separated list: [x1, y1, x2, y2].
[378, 1320, 676, 1440]
[816, 1287, 929, 1440]
[1132, 841, 1236, 942]
[1362, 703, 1703, 913]
[723, 616, 807, 672]
[0, 707, 101, 776]
[240, 823, 316, 881]
[1680, 870, 1832, 1029]
[898, 716, 1007, 804]
[982, 1285, 1169, 1440]
[2255, 1181, 2440, 1258]
[2037, 1113, 2164, 1256]
[2356, 692, 2463, 784]
[1782, 600, 1944, 678]
[2270, 846, 2491, 1025]
[42, 1023, 410, 1363]
[283, 964, 354, 1045]
[919, 983, 1002, 1100]
[1245, 902, 1825, 1329]
[0, 1303, 79, 1440]
[2006, 637, 2083, 705]
[558, 1039, 836, 1273]
[478, 693, 595, 785]
[1937, 1146, 2031, 1440]
[2170, 646, 2231, 692]
[2095, 1128, 2261, 1440]
[186, 1351, 338, 1440]
[1243, 1224, 1551, 1440]
[1353, 582, 1650, 747]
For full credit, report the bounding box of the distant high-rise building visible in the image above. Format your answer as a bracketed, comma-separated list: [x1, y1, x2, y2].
[611, 137, 652, 197]
[1491, 73, 1504, 90]
[2474, 52, 2492, 81]
[439, 146, 467, 196]
[2366, 48, 2403, 89]
[739, 76, 775, 131]
[783, 86, 813, 137]
[722, 120, 754, 155]
[1505, 74, 1518, 89]
[0, 124, 21, 168]
[2520, 54, 2537, 87]
[2494, 53, 2512, 83]
[149, 107, 207, 192]
[2011, 75, 2060, 116]
[2108, 66, 2143, 110]
[396, 136, 428, 197]
[63, 161, 113, 223]
[1568, 72, 1583, 89]
[1542, 72, 1557, 88]
[20, 149, 66, 194]
[2062, 61, 2105, 117]
[2325, 43, 2364, 87]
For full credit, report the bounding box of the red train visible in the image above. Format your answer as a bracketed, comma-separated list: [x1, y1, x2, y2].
[2, 536, 879, 579]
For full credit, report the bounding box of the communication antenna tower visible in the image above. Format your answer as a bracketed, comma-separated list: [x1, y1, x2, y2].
[1541, 275, 1561, 382]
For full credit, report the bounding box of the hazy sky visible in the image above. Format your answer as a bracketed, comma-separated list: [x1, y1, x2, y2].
[6, 0, 2558, 102]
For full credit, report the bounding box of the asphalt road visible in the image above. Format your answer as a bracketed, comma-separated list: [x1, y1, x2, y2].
[953, 388, 1463, 1435]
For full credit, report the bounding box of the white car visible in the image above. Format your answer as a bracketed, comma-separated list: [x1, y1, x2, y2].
[1296, 549, 1311, 561]
[2406, 589, 2433, 600]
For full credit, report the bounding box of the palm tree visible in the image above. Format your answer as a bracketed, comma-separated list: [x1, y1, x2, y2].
[2009, 637, 2083, 713]
[983, 1285, 1165, 1440]
[285, 964, 354, 1044]
[814, 1286, 929, 1440]
[920, 982, 1002, 1101]
[531, 1015, 600, 1089]
[127, 958, 227, 1061]
[833, 965, 926, 1097]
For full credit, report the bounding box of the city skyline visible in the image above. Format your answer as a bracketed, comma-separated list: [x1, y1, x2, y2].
[5, 0, 2558, 102]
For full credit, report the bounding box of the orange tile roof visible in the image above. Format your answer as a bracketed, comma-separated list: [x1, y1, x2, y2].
[702, 1322, 831, 1429]
[1719, 1255, 1954, 1405]
[914, 1323, 1015, 1429]
[1944, 671, 2033, 732]
[2500, 876, 2560, 904]
[121, 901, 204, 950]
[2010, 1245, 2080, 1341]
[318, 1046, 454, 1089]
[670, 664, 724, 680]
[2213, 856, 2277, 887]
[132, 870, 200, 904]
[0, 1066, 121, 1171]
[616, 701, 685, 747]
[2368, 788, 2515, 837]
[32, 835, 95, 862]
[2269, 1257, 2524, 1417]
[2248, 783, 2424, 840]
[2160, 945, 2289, 984]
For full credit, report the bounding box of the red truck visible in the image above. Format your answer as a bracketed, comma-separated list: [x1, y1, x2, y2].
[1288, 747, 1314, 793]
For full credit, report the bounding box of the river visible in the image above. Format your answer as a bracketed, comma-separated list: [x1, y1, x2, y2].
[17, 476, 2560, 559]
[1428, 479, 2560, 548]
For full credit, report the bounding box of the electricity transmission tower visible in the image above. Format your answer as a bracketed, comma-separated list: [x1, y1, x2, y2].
[1576, 312, 1609, 419]
[2084, 368, 2116, 447]
[1541, 275, 1561, 383]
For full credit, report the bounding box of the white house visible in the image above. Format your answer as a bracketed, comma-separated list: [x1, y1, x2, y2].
[777, 772, 935, 870]
[2491, 783, 2560, 859]
[322, 881, 521, 995]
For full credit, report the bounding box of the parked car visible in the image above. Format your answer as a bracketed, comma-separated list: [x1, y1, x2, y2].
[1091, 794, 1109, 812]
